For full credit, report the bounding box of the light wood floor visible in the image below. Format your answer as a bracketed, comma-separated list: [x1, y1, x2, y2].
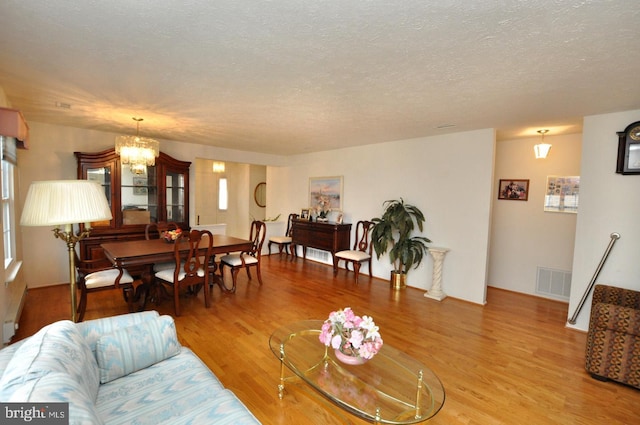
[13, 255, 640, 424]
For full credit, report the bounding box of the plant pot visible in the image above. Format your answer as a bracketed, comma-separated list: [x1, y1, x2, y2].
[390, 271, 406, 290]
[334, 349, 367, 365]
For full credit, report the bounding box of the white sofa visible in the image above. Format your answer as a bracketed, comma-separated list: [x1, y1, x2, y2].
[0, 311, 261, 425]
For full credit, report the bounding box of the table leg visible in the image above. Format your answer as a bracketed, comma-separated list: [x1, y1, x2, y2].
[278, 343, 286, 399]
[415, 370, 423, 419]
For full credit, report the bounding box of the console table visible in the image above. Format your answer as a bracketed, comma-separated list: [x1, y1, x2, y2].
[291, 219, 351, 263]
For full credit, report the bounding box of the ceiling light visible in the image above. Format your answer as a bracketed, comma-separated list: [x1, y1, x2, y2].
[212, 161, 225, 173]
[115, 117, 160, 174]
[534, 129, 551, 159]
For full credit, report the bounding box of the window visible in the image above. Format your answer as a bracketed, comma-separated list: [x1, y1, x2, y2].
[2, 159, 16, 270]
[218, 177, 228, 211]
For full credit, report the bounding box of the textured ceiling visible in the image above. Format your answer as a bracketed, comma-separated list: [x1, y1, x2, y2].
[0, 1, 639, 155]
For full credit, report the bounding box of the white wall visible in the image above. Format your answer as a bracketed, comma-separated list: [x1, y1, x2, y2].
[489, 134, 582, 298]
[568, 110, 640, 331]
[267, 129, 496, 305]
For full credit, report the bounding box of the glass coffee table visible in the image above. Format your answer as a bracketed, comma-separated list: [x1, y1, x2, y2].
[269, 320, 445, 424]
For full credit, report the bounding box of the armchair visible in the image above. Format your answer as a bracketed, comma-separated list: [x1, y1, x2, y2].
[585, 284, 640, 389]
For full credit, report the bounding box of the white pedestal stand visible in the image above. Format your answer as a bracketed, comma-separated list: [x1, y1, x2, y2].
[424, 247, 450, 301]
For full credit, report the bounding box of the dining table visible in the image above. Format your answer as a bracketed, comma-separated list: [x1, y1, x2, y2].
[101, 234, 254, 308]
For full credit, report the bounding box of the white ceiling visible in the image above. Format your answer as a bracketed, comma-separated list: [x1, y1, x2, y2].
[0, 1, 639, 156]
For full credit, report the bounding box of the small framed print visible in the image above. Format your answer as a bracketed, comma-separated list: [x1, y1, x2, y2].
[300, 208, 310, 220]
[132, 177, 148, 195]
[498, 179, 529, 201]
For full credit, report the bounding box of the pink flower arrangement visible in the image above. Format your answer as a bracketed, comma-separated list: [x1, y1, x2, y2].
[318, 307, 383, 360]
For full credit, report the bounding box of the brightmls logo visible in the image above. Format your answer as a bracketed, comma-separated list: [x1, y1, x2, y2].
[0, 403, 68, 424]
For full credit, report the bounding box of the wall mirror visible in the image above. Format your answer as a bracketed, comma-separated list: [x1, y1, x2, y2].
[254, 182, 266, 207]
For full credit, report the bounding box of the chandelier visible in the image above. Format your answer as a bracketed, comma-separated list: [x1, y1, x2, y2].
[115, 117, 160, 174]
[534, 129, 551, 159]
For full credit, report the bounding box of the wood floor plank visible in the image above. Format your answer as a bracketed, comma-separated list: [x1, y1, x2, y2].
[12, 255, 640, 424]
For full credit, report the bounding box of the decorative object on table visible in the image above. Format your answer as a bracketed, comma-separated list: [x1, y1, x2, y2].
[544, 176, 580, 213]
[20, 180, 113, 322]
[616, 120, 640, 175]
[309, 176, 343, 221]
[318, 307, 383, 364]
[497, 179, 529, 201]
[162, 228, 182, 243]
[370, 198, 431, 290]
[300, 208, 310, 220]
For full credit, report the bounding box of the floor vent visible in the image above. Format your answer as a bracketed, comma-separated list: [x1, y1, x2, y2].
[536, 267, 571, 301]
[306, 248, 331, 264]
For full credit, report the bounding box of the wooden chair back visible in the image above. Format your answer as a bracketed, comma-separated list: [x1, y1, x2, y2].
[285, 213, 299, 237]
[353, 220, 374, 254]
[247, 220, 267, 259]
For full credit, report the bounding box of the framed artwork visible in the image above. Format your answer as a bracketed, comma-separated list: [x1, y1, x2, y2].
[544, 176, 580, 213]
[300, 208, 310, 220]
[132, 177, 148, 195]
[498, 179, 529, 201]
[309, 176, 343, 212]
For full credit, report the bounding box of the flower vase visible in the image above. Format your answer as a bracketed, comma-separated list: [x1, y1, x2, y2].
[334, 349, 367, 365]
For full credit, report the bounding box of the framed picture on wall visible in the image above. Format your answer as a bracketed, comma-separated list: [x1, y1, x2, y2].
[544, 176, 580, 213]
[309, 176, 343, 212]
[498, 179, 529, 201]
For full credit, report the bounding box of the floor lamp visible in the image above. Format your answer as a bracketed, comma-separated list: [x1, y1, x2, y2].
[20, 180, 112, 322]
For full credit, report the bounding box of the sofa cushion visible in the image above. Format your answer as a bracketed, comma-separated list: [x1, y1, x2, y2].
[76, 310, 160, 355]
[96, 348, 260, 425]
[95, 315, 180, 383]
[7, 372, 104, 425]
[0, 320, 99, 403]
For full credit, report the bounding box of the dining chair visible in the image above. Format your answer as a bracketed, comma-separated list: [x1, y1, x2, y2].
[219, 221, 266, 292]
[333, 220, 374, 284]
[267, 213, 298, 256]
[75, 256, 136, 322]
[154, 229, 213, 316]
[145, 221, 180, 272]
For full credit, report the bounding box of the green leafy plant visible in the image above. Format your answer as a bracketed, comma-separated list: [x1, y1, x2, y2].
[371, 199, 431, 275]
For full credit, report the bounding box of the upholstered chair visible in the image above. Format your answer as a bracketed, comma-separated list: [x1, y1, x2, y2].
[219, 221, 266, 292]
[268, 213, 298, 256]
[585, 284, 640, 389]
[333, 220, 374, 284]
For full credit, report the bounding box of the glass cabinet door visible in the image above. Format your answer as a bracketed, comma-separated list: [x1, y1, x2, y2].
[165, 171, 185, 223]
[120, 166, 157, 225]
[86, 166, 113, 228]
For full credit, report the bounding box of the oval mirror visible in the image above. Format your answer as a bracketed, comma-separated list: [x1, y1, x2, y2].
[254, 182, 266, 208]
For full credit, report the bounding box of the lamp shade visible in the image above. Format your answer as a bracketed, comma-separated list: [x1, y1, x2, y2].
[20, 180, 112, 227]
[534, 143, 552, 159]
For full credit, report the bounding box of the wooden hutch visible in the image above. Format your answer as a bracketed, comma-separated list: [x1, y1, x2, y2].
[75, 148, 190, 263]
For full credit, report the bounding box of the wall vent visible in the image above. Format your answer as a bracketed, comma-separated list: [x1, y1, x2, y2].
[306, 248, 331, 264]
[536, 267, 571, 301]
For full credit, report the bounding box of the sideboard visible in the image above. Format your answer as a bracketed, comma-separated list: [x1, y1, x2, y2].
[291, 219, 351, 263]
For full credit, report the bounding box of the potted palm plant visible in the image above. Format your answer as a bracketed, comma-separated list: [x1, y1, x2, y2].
[371, 198, 431, 289]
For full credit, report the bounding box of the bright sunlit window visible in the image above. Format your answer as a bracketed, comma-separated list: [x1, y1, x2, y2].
[218, 177, 228, 211]
[2, 159, 16, 270]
